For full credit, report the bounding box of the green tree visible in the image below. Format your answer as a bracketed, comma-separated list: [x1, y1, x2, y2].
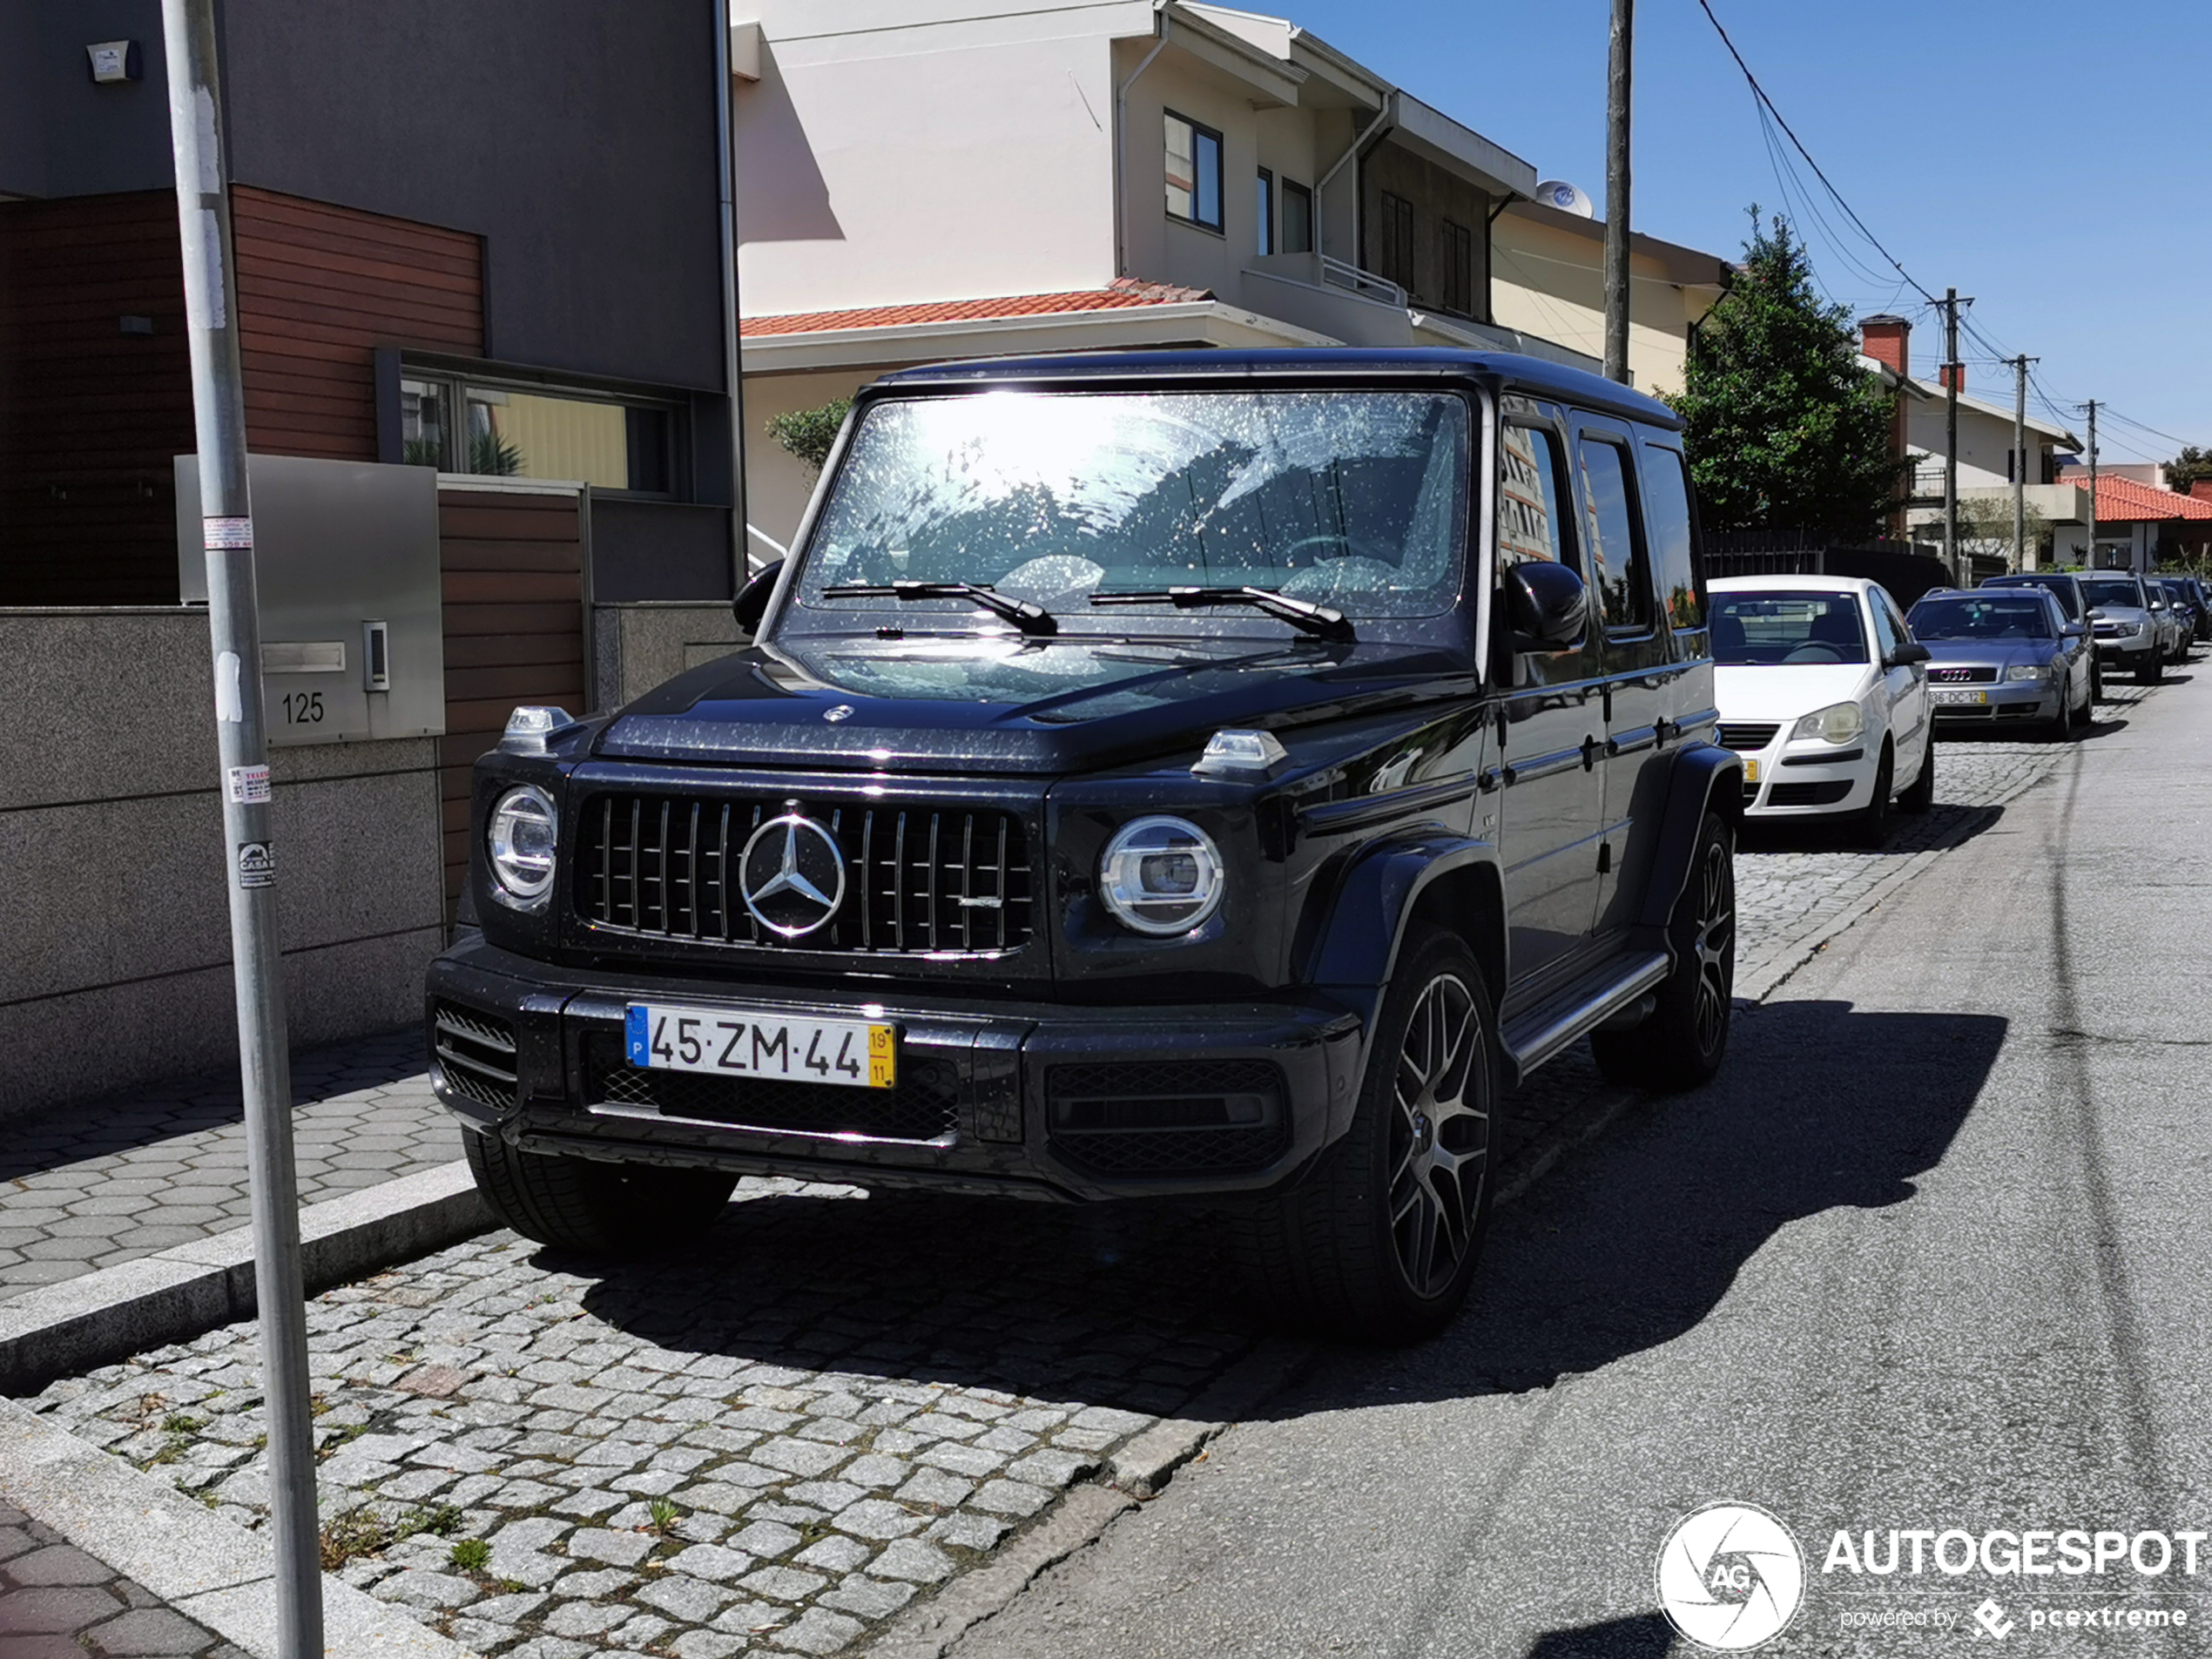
[1959, 495, 2050, 564]
[2164, 445, 2212, 494]
[1664, 211, 1905, 540]
[765, 396, 853, 474]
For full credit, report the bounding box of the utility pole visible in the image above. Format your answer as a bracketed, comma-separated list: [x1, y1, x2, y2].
[2009, 354, 2036, 571]
[1602, 0, 1633, 385]
[158, 4, 323, 1656]
[2082, 399, 2101, 570]
[1940, 288, 1967, 584]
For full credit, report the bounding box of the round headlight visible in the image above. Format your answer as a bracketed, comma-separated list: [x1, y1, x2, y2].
[488, 786, 558, 900]
[1791, 701, 1865, 745]
[1098, 816, 1225, 936]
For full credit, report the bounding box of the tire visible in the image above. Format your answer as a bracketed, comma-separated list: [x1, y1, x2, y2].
[1896, 728, 1936, 813]
[2047, 685, 2074, 742]
[2141, 653, 2163, 685]
[1849, 745, 1894, 848]
[1234, 927, 1500, 1345]
[2090, 659, 2104, 703]
[464, 1130, 738, 1256]
[1589, 811, 1736, 1093]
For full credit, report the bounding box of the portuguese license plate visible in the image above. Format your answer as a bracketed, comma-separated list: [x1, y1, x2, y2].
[625, 1004, 895, 1089]
[1742, 758, 1762, 784]
[1932, 688, 1989, 705]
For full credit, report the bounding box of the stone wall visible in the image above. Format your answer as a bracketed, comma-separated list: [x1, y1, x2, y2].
[0, 609, 445, 1119]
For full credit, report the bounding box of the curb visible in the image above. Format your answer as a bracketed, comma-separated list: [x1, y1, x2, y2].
[0, 1159, 490, 1397]
[0, 1393, 472, 1659]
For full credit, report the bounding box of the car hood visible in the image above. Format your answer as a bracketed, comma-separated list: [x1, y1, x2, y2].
[593, 631, 1472, 773]
[2092, 605, 2150, 627]
[1713, 663, 1873, 723]
[1917, 638, 2060, 667]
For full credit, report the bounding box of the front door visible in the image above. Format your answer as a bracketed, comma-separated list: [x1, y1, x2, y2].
[1493, 406, 1606, 986]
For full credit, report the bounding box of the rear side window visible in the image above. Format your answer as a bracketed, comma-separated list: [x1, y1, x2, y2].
[1640, 445, 1703, 630]
[1498, 424, 1576, 572]
[1575, 436, 1653, 632]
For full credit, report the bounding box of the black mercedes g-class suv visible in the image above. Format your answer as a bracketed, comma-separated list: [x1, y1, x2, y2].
[427, 348, 1740, 1342]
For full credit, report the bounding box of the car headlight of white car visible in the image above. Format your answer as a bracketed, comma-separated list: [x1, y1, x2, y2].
[2004, 663, 2047, 682]
[1791, 701, 1865, 745]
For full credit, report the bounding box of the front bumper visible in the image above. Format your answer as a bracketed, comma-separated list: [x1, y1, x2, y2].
[425, 934, 1364, 1203]
[1927, 678, 2059, 725]
[1738, 738, 1878, 817]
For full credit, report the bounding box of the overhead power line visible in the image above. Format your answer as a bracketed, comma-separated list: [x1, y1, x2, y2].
[1692, 0, 1937, 307]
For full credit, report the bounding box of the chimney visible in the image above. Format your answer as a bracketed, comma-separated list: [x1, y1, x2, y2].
[1940, 363, 1966, 395]
[1860, 314, 1910, 378]
[2194, 480, 2212, 502]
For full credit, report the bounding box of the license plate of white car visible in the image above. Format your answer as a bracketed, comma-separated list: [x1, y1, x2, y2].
[624, 1004, 895, 1089]
[1932, 689, 1988, 705]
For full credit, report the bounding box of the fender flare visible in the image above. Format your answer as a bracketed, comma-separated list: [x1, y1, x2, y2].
[1635, 741, 1744, 934]
[1302, 833, 1500, 999]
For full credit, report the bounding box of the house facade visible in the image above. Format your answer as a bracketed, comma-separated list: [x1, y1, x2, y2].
[733, 0, 1730, 552]
[1858, 315, 2085, 567]
[0, 0, 745, 1116]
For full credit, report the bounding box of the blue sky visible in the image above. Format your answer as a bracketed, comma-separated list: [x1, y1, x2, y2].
[1287, 0, 2207, 462]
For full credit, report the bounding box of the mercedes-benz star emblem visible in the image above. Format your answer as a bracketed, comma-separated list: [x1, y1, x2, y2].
[738, 813, 847, 938]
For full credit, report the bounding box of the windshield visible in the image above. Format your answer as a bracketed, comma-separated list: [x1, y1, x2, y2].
[1987, 577, 2080, 620]
[1908, 597, 2054, 641]
[2079, 577, 2141, 610]
[1709, 591, 1868, 665]
[793, 390, 1471, 624]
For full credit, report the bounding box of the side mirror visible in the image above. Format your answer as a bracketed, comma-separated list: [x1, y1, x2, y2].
[2061, 621, 2087, 639]
[1503, 561, 1589, 651]
[2087, 608, 2107, 621]
[733, 558, 785, 636]
[1888, 641, 1932, 667]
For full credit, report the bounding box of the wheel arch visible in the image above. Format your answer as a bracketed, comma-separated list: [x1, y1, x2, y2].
[1302, 834, 1505, 1011]
[1633, 743, 1744, 935]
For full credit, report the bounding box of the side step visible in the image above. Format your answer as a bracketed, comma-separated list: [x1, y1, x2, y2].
[1499, 950, 1670, 1083]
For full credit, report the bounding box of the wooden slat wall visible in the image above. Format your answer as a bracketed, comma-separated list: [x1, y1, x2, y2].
[440, 489, 587, 921]
[231, 185, 482, 462]
[0, 193, 196, 604]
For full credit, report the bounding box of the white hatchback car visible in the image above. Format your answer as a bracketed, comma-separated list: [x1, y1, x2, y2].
[1708, 575, 1936, 846]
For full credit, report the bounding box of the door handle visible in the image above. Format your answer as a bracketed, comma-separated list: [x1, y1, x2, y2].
[1581, 735, 1602, 771]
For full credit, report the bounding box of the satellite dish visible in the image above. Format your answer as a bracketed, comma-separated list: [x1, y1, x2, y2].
[1535, 179, 1595, 218]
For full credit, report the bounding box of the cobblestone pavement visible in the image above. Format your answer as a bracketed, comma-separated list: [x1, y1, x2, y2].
[0, 1497, 239, 1659]
[0, 1031, 456, 1300]
[8, 676, 2177, 1659]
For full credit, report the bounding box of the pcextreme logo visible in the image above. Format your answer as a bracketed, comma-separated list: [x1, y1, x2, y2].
[1656, 1502, 1807, 1651]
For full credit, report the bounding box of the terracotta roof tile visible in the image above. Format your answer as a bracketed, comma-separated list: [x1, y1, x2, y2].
[742, 278, 1212, 337]
[2068, 472, 2212, 523]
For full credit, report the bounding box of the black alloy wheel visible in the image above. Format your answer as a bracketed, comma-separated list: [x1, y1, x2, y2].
[1591, 810, 1737, 1092]
[1234, 927, 1500, 1345]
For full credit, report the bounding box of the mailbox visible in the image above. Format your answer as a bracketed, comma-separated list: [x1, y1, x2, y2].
[176, 455, 444, 747]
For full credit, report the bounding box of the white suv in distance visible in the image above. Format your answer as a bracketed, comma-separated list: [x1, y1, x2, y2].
[1709, 575, 1934, 846]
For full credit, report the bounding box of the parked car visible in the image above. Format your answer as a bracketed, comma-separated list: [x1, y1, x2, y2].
[2152, 579, 2196, 660]
[424, 348, 1745, 1344]
[1981, 572, 2103, 700]
[2078, 572, 2164, 683]
[2183, 577, 2212, 644]
[1709, 575, 1933, 846]
[2142, 578, 2187, 664]
[1905, 588, 2093, 740]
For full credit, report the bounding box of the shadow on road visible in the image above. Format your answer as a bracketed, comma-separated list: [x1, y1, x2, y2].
[1287, 999, 2004, 1403]
[1524, 1613, 1677, 1658]
[564, 1001, 2001, 1432]
[1739, 802, 2007, 858]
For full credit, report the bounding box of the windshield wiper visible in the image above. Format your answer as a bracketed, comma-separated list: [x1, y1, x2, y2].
[821, 581, 1057, 637]
[1089, 585, 1354, 642]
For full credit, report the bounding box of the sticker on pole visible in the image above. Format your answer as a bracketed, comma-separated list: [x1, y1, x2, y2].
[204, 516, 253, 550]
[226, 765, 271, 805]
[236, 841, 277, 889]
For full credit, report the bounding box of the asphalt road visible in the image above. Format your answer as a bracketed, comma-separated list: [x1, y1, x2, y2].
[950, 671, 2212, 1658]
